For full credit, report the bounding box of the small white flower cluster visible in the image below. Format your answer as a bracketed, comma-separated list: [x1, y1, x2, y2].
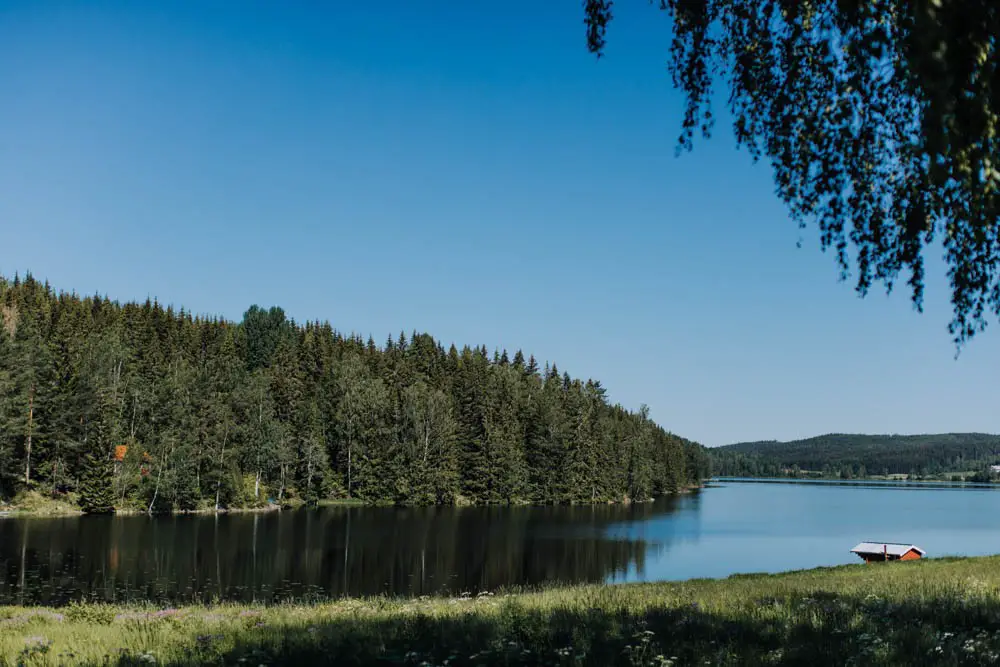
[622, 629, 677, 667]
[402, 649, 460, 667]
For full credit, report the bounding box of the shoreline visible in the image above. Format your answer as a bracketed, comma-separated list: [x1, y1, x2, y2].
[1, 555, 998, 665]
[713, 471, 1000, 483]
[0, 502, 297, 519]
[0, 486, 703, 518]
[712, 475, 1000, 488]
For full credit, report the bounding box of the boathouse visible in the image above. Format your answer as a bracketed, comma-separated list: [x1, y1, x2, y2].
[850, 542, 925, 563]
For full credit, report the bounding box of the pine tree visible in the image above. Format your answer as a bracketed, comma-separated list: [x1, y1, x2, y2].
[0, 316, 20, 498]
[511, 350, 525, 371]
[79, 457, 116, 512]
[78, 445, 116, 514]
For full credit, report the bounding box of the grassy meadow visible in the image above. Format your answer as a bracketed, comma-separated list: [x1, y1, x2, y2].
[5, 556, 1000, 665]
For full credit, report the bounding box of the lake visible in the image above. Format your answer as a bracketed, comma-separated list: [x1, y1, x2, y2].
[5, 479, 1000, 605]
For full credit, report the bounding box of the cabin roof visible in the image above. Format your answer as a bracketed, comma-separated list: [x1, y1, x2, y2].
[850, 542, 925, 556]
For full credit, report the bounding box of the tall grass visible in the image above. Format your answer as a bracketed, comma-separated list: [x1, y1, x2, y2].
[3, 491, 81, 516]
[4, 556, 1000, 665]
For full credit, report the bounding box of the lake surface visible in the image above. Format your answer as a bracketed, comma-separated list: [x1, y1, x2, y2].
[5, 479, 1000, 605]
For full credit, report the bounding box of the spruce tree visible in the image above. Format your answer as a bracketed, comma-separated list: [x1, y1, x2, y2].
[0, 319, 19, 499]
[78, 446, 116, 514]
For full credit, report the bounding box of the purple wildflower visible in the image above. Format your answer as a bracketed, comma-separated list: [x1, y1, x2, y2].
[153, 608, 181, 618]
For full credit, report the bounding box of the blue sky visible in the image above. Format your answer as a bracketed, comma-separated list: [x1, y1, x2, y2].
[1, 1, 997, 446]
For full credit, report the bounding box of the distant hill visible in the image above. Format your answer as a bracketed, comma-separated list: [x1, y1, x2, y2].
[709, 433, 1000, 480]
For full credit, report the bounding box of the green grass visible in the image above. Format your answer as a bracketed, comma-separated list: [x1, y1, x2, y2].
[1, 491, 291, 517]
[315, 497, 369, 507]
[2, 490, 82, 516]
[6, 557, 1000, 665]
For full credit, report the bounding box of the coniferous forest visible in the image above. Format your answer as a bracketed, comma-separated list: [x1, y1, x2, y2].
[0, 273, 708, 513]
[710, 433, 1000, 480]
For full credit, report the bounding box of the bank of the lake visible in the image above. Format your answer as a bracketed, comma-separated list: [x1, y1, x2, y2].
[4, 556, 1000, 666]
[0, 492, 82, 517]
[0, 490, 692, 519]
[0, 491, 292, 518]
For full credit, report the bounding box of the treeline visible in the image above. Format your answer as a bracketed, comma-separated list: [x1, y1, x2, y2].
[0, 273, 708, 513]
[710, 433, 1000, 479]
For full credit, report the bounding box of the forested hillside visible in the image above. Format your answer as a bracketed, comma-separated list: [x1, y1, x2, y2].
[0, 273, 707, 513]
[710, 433, 1000, 479]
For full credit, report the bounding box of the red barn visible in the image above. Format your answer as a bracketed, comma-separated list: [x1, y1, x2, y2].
[851, 542, 925, 563]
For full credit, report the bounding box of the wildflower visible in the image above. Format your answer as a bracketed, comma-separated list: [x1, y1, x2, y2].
[153, 608, 181, 618]
[24, 636, 52, 650]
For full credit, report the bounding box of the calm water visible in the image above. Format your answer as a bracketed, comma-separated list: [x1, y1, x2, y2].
[5, 479, 1000, 605]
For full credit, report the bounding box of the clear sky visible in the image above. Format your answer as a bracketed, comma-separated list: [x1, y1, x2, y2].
[1, 1, 998, 447]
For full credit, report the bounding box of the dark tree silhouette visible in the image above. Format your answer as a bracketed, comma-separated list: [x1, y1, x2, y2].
[585, 1, 1000, 345]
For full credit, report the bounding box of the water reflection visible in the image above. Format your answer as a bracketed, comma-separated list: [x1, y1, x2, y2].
[0, 498, 695, 605]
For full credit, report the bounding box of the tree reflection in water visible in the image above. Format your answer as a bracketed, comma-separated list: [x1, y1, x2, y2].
[0, 497, 698, 605]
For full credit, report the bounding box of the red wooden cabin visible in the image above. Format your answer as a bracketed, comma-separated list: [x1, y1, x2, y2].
[850, 542, 925, 563]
